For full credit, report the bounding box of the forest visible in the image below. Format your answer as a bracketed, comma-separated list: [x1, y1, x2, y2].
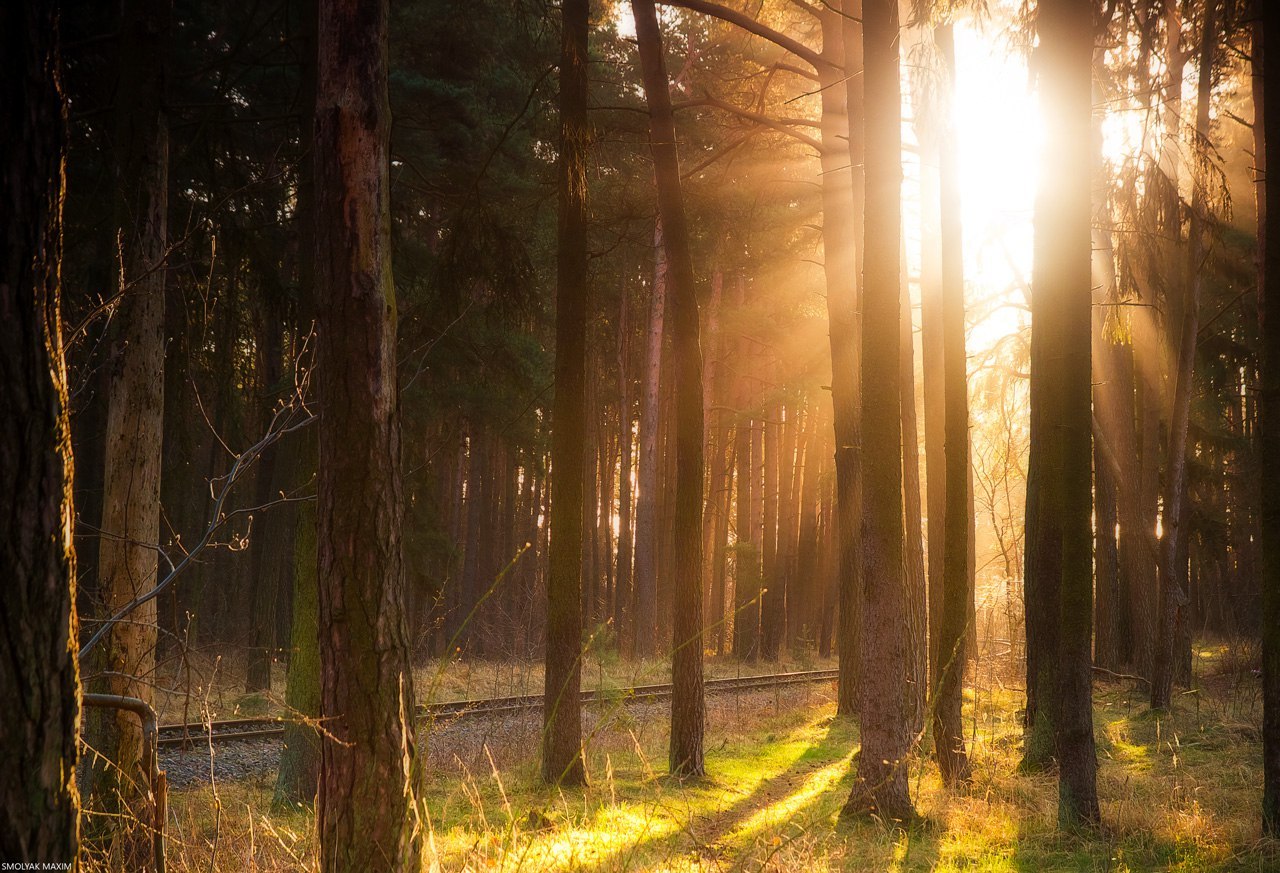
[2, 0, 1280, 869]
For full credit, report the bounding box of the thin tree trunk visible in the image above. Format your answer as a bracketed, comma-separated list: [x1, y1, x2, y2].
[1153, 0, 1218, 712]
[900, 258, 928, 732]
[273, 28, 320, 791]
[1260, 0, 1280, 835]
[616, 287, 635, 645]
[543, 0, 589, 782]
[633, 0, 706, 776]
[84, 1, 171, 847]
[0, 2, 81, 857]
[931, 21, 970, 787]
[313, 0, 421, 866]
[633, 221, 667, 657]
[834, 2, 864, 717]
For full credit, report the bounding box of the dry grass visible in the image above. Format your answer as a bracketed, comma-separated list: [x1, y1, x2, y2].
[111, 643, 1280, 872]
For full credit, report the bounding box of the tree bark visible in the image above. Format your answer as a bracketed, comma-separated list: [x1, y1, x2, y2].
[1031, 0, 1100, 828]
[314, 0, 422, 867]
[633, 0, 707, 777]
[1152, 0, 1218, 712]
[84, 0, 170, 846]
[841, 0, 915, 824]
[931, 22, 971, 788]
[633, 220, 667, 657]
[0, 2, 82, 860]
[1258, 0, 1280, 837]
[900, 256, 928, 732]
[834, 1, 865, 717]
[543, 0, 589, 786]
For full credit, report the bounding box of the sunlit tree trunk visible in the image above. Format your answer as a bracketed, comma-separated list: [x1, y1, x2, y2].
[313, 0, 422, 867]
[1257, 0, 1280, 837]
[542, 0, 590, 786]
[0, 2, 82, 858]
[633, 0, 707, 777]
[84, 1, 170, 846]
[841, 0, 915, 824]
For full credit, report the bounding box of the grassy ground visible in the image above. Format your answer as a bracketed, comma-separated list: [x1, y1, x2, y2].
[152, 647, 1280, 872]
[150, 648, 833, 724]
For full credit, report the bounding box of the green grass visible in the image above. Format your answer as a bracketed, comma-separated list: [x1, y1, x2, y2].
[152, 657, 1280, 872]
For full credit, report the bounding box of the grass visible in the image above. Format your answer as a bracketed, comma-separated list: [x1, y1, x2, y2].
[148, 647, 833, 726]
[145, 650, 1280, 872]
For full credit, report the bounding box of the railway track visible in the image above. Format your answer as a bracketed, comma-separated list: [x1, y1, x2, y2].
[157, 668, 838, 748]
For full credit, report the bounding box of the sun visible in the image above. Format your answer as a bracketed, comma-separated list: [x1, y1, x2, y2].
[948, 13, 1041, 353]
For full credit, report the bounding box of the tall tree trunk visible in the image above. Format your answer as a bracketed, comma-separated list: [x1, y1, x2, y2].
[84, 0, 170, 843]
[633, 0, 707, 776]
[275, 0, 323, 775]
[543, 0, 589, 785]
[931, 22, 971, 788]
[0, 2, 81, 858]
[274, 491, 320, 810]
[900, 261, 927, 732]
[1031, 0, 1100, 828]
[616, 287, 635, 644]
[841, 0, 915, 824]
[921, 143, 946, 697]
[633, 221, 667, 657]
[834, 2, 864, 717]
[1257, 0, 1280, 837]
[760, 395, 781, 660]
[1153, 0, 1218, 711]
[733, 393, 759, 661]
[314, 0, 421, 867]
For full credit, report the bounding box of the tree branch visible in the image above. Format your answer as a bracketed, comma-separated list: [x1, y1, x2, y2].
[659, 0, 837, 72]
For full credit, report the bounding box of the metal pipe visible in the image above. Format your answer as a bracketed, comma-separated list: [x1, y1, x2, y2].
[82, 693, 166, 873]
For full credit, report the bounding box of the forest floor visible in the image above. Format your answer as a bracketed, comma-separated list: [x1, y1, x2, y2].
[149, 647, 832, 725]
[145, 644, 1279, 872]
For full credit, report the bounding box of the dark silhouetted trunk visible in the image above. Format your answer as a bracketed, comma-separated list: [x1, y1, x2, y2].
[0, 2, 81, 858]
[633, 0, 706, 777]
[1258, 0, 1280, 837]
[543, 0, 589, 786]
[1029, 0, 1100, 827]
[834, 1, 864, 717]
[1153, 0, 1217, 712]
[931, 22, 971, 788]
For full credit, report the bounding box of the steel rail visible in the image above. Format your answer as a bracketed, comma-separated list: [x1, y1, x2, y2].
[157, 668, 838, 748]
